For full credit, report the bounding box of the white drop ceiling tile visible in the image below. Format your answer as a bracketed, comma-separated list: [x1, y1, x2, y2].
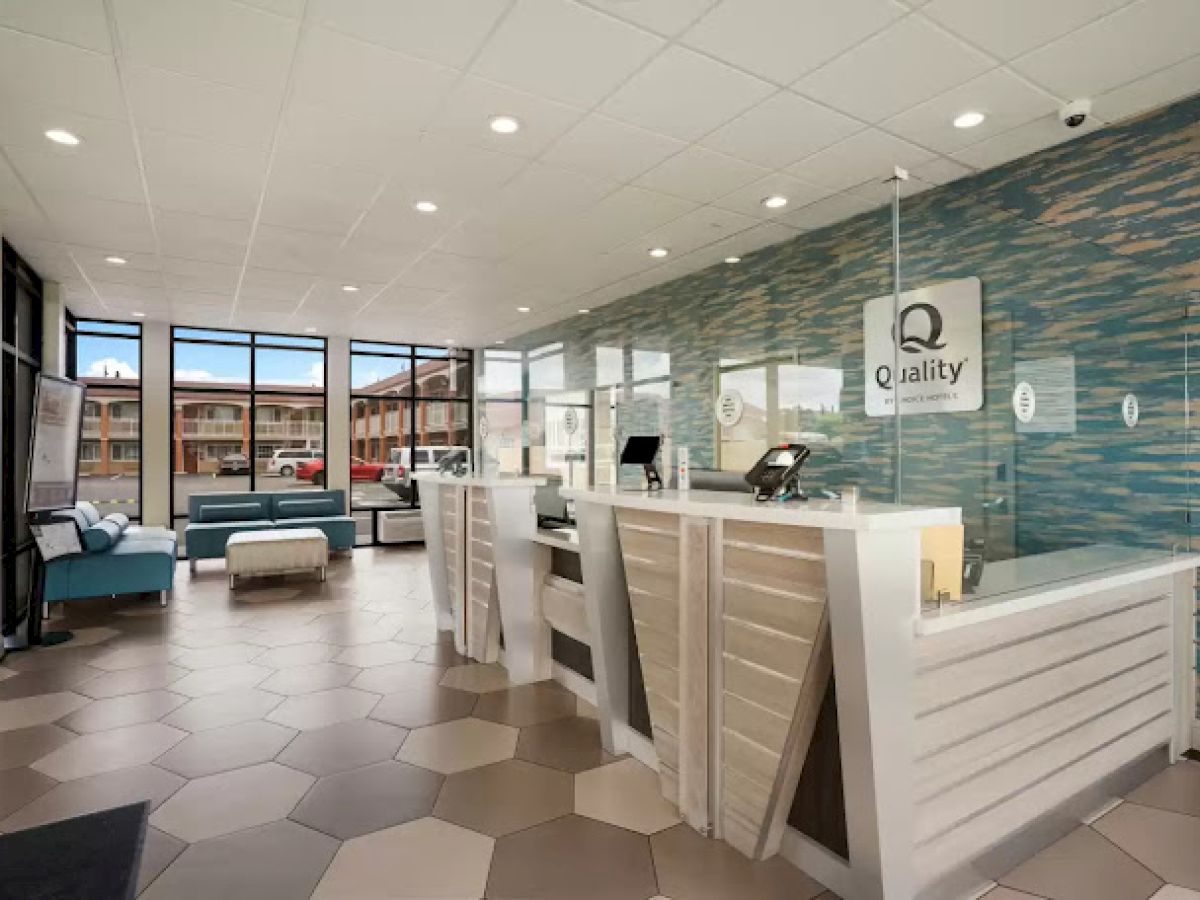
[89, 280, 167, 305]
[706, 220, 801, 257]
[1012, 0, 1200, 98]
[909, 156, 976, 185]
[0, 28, 124, 120]
[701, 90, 864, 170]
[787, 128, 935, 190]
[112, 0, 299, 96]
[847, 174, 934, 209]
[79, 263, 163, 288]
[140, 130, 268, 220]
[289, 25, 458, 127]
[794, 15, 994, 124]
[396, 251, 499, 291]
[247, 223, 343, 274]
[160, 258, 242, 294]
[881, 68, 1059, 154]
[581, 0, 719, 36]
[38, 194, 157, 251]
[634, 146, 768, 203]
[4, 143, 144, 205]
[950, 111, 1104, 170]
[66, 243, 155, 273]
[353, 191, 457, 246]
[238, 0, 306, 16]
[599, 46, 775, 142]
[488, 161, 619, 227]
[779, 190, 879, 231]
[1095, 53, 1200, 123]
[239, 267, 316, 303]
[0, 0, 112, 53]
[0, 209, 60, 244]
[436, 217, 538, 261]
[125, 65, 280, 152]
[541, 114, 686, 182]
[155, 209, 252, 264]
[632, 205, 762, 257]
[308, 0, 510, 69]
[260, 155, 384, 236]
[372, 283, 450, 312]
[471, 0, 664, 108]
[921, 0, 1132, 60]
[425, 76, 585, 160]
[568, 185, 698, 250]
[276, 101, 420, 175]
[324, 235, 424, 281]
[713, 173, 834, 219]
[682, 0, 906, 84]
[404, 138, 530, 199]
[170, 288, 233, 310]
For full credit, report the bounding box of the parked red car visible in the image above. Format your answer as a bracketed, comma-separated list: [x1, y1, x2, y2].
[295, 457, 390, 486]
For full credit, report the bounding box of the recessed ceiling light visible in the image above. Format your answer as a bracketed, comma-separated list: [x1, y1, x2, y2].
[762, 195, 788, 209]
[489, 115, 521, 135]
[649, 247, 669, 258]
[517, 306, 531, 313]
[445, 338, 456, 344]
[953, 111, 986, 129]
[578, 308, 590, 314]
[724, 256, 741, 264]
[414, 200, 438, 213]
[104, 255, 127, 266]
[341, 284, 359, 292]
[45, 128, 80, 146]
[495, 340, 505, 345]
[304, 326, 317, 333]
[131, 311, 146, 318]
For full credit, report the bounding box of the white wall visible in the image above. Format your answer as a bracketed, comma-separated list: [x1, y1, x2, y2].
[326, 336, 350, 498]
[141, 321, 171, 527]
[41, 282, 66, 377]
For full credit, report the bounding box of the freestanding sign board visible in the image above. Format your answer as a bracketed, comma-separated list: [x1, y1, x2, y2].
[863, 276, 983, 417]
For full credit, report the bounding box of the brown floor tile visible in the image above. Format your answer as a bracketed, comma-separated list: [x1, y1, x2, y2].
[32, 722, 187, 781]
[488, 814, 657, 900]
[1094, 803, 1200, 890]
[370, 685, 477, 728]
[651, 823, 827, 900]
[3, 646, 104, 673]
[0, 766, 57, 820]
[1001, 824, 1162, 900]
[56, 690, 187, 734]
[155, 720, 298, 778]
[982, 889, 1047, 899]
[290, 759, 443, 839]
[0, 724, 75, 770]
[0, 665, 101, 700]
[414, 642, 470, 666]
[1, 764, 184, 831]
[266, 687, 381, 730]
[435, 757, 572, 837]
[76, 664, 187, 699]
[516, 715, 607, 773]
[473, 682, 578, 727]
[136, 827, 186, 896]
[259, 662, 360, 696]
[276, 717, 408, 776]
[351, 661, 446, 694]
[161, 688, 284, 732]
[254, 642, 338, 669]
[1125, 760, 1200, 818]
[141, 819, 337, 900]
[170, 663, 273, 698]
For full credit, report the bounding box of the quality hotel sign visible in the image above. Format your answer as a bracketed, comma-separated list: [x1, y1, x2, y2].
[863, 276, 983, 417]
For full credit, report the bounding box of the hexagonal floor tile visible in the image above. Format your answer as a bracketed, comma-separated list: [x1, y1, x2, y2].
[150, 762, 315, 842]
[370, 686, 477, 728]
[141, 819, 337, 900]
[56, 690, 187, 734]
[76, 664, 186, 699]
[162, 688, 284, 732]
[89, 646, 180, 672]
[155, 720, 298, 778]
[396, 717, 518, 774]
[0, 766, 57, 819]
[276, 718, 408, 776]
[576, 758, 681, 834]
[516, 716, 608, 773]
[259, 662, 359, 696]
[32, 722, 187, 781]
[135, 827, 185, 896]
[174, 643, 264, 670]
[333, 640, 420, 667]
[415, 643, 470, 667]
[266, 687, 380, 730]
[313, 817, 493, 900]
[0, 724, 75, 769]
[651, 823, 828, 900]
[1, 764, 185, 832]
[439, 663, 512, 693]
[435, 758, 573, 837]
[170, 663, 272, 698]
[0, 692, 89, 733]
[290, 760, 442, 839]
[473, 682, 577, 727]
[255, 642, 339, 669]
[488, 815, 657, 900]
[351, 661, 445, 694]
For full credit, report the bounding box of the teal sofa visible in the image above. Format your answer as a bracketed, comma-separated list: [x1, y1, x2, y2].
[45, 502, 177, 608]
[185, 490, 355, 570]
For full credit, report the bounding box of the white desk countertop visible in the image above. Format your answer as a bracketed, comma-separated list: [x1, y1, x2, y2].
[413, 472, 547, 488]
[562, 486, 960, 531]
[533, 527, 579, 552]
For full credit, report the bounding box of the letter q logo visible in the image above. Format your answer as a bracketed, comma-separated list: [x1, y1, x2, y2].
[892, 302, 947, 354]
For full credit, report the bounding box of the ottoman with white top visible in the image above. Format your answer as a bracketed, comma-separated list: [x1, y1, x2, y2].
[226, 528, 328, 588]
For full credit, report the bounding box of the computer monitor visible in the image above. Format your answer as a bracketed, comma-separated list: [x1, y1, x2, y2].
[620, 435, 663, 490]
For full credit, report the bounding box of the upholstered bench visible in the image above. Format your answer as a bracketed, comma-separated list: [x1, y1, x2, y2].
[226, 528, 328, 588]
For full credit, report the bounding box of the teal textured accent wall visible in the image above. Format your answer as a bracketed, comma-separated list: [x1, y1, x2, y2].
[513, 96, 1200, 557]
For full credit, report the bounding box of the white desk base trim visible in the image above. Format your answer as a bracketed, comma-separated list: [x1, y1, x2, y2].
[550, 662, 596, 706]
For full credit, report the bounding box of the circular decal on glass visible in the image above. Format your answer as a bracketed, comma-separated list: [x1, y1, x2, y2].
[563, 408, 580, 435]
[1122, 393, 1139, 428]
[478, 416, 489, 439]
[715, 389, 744, 427]
[1012, 381, 1036, 423]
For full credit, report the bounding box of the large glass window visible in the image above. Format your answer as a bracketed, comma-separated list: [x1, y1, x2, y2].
[349, 342, 472, 545]
[71, 319, 142, 519]
[171, 329, 326, 553]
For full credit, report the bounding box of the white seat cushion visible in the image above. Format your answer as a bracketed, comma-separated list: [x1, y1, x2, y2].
[226, 528, 328, 577]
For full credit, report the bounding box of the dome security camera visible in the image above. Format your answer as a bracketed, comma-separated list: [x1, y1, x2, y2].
[1060, 99, 1092, 128]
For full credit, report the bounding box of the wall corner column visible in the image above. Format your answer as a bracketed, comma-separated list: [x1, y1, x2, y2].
[325, 336, 350, 498]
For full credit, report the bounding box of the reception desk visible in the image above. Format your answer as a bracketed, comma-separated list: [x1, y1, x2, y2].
[562, 486, 1199, 900]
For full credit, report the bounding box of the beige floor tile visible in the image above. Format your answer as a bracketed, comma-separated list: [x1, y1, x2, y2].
[45, 626, 120, 648]
[439, 663, 513, 693]
[333, 640, 420, 667]
[0, 766, 57, 820]
[0, 724, 75, 770]
[1, 764, 185, 831]
[150, 761, 315, 842]
[371, 685, 477, 728]
[1094, 803, 1200, 890]
[276, 718, 408, 776]
[313, 816, 493, 899]
[351, 661, 446, 694]
[171, 663, 273, 697]
[1126, 760, 1200, 818]
[0, 667, 16, 682]
[168, 626, 260, 650]
[56, 690, 187, 734]
[89, 646, 181, 671]
[32, 722, 187, 781]
[76, 664, 186, 699]
[162, 688, 284, 731]
[982, 889, 1047, 899]
[0, 666, 101, 701]
[255, 642, 338, 669]
[0, 692, 89, 733]
[397, 717, 518, 774]
[136, 827, 186, 895]
[155, 720, 297, 778]
[260, 662, 359, 695]
[290, 759, 443, 839]
[173, 643, 263, 670]
[473, 682, 577, 727]
[1001, 824, 1163, 900]
[1149, 887, 1200, 899]
[576, 758, 681, 834]
[266, 686, 381, 730]
[435, 758, 573, 837]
